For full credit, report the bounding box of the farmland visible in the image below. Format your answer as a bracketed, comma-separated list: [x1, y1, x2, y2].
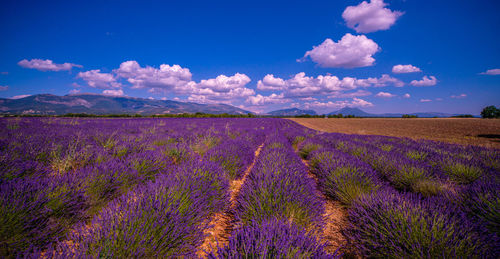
[289, 118, 500, 148]
[0, 117, 499, 258]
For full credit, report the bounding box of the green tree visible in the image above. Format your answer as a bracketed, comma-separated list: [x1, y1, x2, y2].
[481, 106, 500, 118]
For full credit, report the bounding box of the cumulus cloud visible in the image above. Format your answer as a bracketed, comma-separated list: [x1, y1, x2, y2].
[375, 91, 396, 98]
[77, 69, 121, 89]
[328, 90, 372, 99]
[115, 61, 192, 91]
[246, 93, 289, 106]
[351, 97, 374, 107]
[102, 89, 124, 96]
[0, 85, 8, 91]
[304, 98, 373, 110]
[480, 69, 500, 75]
[403, 93, 410, 98]
[299, 97, 318, 101]
[300, 33, 380, 68]
[420, 99, 432, 102]
[195, 73, 251, 93]
[342, 0, 403, 33]
[451, 93, 467, 99]
[257, 74, 286, 91]
[18, 59, 82, 71]
[185, 73, 255, 104]
[11, 94, 31, 99]
[392, 64, 421, 74]
[261, 72, 402, 98]
[410, 76, 437, 87]
[355, 74, 404, 87]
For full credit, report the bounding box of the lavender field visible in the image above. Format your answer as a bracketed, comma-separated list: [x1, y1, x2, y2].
[0, 117, 499, 258]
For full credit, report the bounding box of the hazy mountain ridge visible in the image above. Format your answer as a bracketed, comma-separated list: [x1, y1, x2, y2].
[0, 94, 250, 115]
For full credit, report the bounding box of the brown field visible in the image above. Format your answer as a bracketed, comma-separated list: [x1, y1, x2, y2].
[289, 118, 500, 149]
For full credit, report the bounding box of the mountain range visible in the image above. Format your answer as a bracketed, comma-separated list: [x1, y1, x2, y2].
[265, 107, 464, 117]
[0, 94, 250, 115]
[0, 94, 469, 117]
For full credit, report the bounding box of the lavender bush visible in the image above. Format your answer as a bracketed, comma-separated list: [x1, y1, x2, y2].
[344, 190, 494, 258]
[210, 218, 338, 259]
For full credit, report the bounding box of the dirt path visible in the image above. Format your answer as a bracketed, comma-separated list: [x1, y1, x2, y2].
[197, 143, 264, 257]
[297, 149, 348, 255]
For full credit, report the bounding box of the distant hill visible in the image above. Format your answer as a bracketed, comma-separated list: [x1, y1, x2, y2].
[268, 108, 317, 116]
[328, 107, 463, 118]
[0, 94, 250, 115]
[328, 107, 372, 117]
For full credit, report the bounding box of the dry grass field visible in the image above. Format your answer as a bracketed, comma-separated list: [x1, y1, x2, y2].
[289, 118, 500, 149]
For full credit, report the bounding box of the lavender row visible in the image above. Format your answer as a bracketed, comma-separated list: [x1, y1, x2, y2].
[211, 133, 338, 258]
[307, 147, 384, 206]
[296, 129, 499, 257]
[46, 160, 230, 257]
[0, 118, 272, 256]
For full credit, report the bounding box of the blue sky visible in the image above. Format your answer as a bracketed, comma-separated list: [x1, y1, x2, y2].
[0, 0, 499, 114]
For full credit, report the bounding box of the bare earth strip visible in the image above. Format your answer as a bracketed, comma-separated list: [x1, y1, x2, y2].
[289, 118, 500, 148]
[294, 144, 348, 255]
[303, 158, 347, 254]
[197, 143, 264, 257]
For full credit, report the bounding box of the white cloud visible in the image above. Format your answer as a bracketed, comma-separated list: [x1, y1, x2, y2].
[328, 90, 372, 98]
[11, 94, 31, 99]
[115, 60, 192, 91]
[392, 64, 421, 74]
[420, 99, 432, 102]
[342, 0, 403, 33]
[69, 89, 80, 94]
[480, 68, 500, 75]
[299, 97, 317, 101]
[18, 59, 82, 71]
[246, 93, 289, 106]
[185, 73, 255, 104]
[435, 98, 443, 101]
[77, 69, 121, 89]
[451, 93, 467, 99]
[403, 93, 410, 98]
[195, 73, 251, 93]
[304, 98, 373, 110]
[109, 61, 255, 105]
[300, 33, 380, 68]
[356, 74, 404, 87]
[410, 76, 437, 87]
[102, 89, 124, 96]
[257, 74, 286, 91]
[351, 97, 374, 107]
[285, 72, 350, 96]
[0, 85, 8, 91]
[187, 87, 255, 104]
[375, 91, 396, 98]
[262, 72, 402, 98]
